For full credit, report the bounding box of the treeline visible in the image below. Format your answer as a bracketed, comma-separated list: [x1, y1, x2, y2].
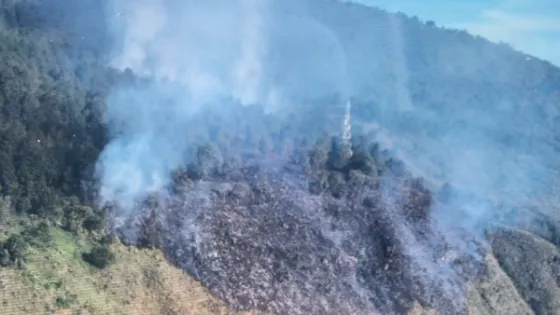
[0, 1, 117, 269]
[0, 26, 105, 217]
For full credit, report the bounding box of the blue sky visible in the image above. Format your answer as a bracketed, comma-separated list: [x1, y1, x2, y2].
[354, 0, 560, 66]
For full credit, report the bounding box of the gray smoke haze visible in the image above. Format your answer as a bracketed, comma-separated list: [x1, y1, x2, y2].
[302, 2, 559, 230]
[92, 0, 560, 312]
[95, 0, 560, 249]
[96, 0, 351, 210]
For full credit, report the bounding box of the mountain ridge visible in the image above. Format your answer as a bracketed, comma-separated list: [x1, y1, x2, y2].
[0, 0, 558, 314]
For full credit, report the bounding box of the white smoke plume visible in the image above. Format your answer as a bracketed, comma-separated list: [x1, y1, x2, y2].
[96, 0, 351, 210]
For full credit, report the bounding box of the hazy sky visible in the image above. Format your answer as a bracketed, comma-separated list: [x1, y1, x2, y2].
[354, 0, 560, 66]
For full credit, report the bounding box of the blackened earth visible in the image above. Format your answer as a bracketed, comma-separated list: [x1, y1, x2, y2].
[115, 137, 486, 315]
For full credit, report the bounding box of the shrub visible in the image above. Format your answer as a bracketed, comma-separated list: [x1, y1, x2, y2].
[0, 248, 11, 267]
[82, 244, 115, 269]
[82, 214, 105, 232]
[21, 221, 52, 246]
[0, 234, 29, 268]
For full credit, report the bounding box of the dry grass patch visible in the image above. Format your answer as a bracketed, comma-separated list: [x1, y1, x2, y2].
[0, 227, 261, 315]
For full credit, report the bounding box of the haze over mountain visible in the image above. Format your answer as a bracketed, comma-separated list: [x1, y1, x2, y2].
[354, 0, 560, 66]
[0, 0, 559, 314]
[100, 0, 560, 233]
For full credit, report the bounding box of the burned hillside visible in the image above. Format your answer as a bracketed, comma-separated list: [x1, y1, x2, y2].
[0, 1, 559, 315]
[114, 136, 486, 315]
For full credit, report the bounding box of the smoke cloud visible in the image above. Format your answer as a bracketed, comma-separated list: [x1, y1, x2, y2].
[301, 3, 558, 231]
[94, 0, 560, 259]
[96, 0, 349, 210]
[91, 0, 560, 312]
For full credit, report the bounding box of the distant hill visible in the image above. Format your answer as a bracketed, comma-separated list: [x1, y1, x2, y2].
[0, 1, 559, 315]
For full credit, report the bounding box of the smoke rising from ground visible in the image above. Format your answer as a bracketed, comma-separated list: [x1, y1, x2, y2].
[97, 0, 349, 209]
[91, 0, 560, 313]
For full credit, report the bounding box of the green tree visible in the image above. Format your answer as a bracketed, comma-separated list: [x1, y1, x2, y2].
[82, 243, 115, 269]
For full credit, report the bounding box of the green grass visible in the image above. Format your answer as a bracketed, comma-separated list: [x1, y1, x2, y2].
[0, 224, 247, 315]
[0, 226, 96, 314]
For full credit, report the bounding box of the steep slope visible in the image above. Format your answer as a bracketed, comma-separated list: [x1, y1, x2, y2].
[466, 253, 535, 315]
[0, 3, 262, 315]
[0, 1, 559, 315]
[0, 223, 246, 315]
[124, 136, 481, 315]
[302, 0, 560, 216]
[488, 229, 560, 314]
[104, 1, 560, 314]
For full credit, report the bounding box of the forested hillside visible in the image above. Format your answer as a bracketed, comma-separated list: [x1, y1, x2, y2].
[0, 0, 559, 315]
[0, 0, 108, 242]
[0, 2, 248, 314]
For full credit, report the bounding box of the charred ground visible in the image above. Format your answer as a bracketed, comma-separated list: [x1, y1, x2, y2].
[120, 136, 486, 315]
[0, 1, 559, 315]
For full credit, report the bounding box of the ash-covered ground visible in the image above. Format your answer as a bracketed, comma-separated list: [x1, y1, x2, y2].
[113, 135, 485, 315]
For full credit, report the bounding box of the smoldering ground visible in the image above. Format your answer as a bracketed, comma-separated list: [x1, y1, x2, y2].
[97, 0, 559, 230]
[97, 0, 350, 209]
[84, 0, 560, 314]
[112, 137, 484, 315]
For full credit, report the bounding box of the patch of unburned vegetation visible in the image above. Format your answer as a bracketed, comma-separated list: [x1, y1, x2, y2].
[0, 226, 250, 315]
